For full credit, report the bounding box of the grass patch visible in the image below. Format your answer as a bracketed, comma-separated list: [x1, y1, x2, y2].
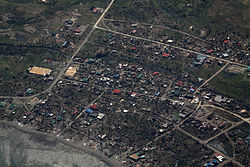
[210, 133, 234, 156]
[210, 71, 250, 106]
[0, 54, 42, 76]
[188, 66, 220, 83]
[107, 0, 250, 35]
[207, 106, 241, 122]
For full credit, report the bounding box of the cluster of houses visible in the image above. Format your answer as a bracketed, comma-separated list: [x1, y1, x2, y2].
[203, 153, 224, 167]
[1, 32, 247, 165]
[0, 5, 249, 166]
[105, 20, 249, 65]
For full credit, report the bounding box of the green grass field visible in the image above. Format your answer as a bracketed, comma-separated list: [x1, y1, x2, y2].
[210, 71, 250, 106]
[107, 0, 250, 35]
[188, 66, 221, 83]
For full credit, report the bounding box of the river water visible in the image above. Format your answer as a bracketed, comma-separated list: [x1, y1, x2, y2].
[0, 124, 109, 167]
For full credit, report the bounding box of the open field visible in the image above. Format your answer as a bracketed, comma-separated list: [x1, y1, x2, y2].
[0, 0, 110, 96]
[209, 71, 250, 107]
[0, 0, 108, 44]
[0, 47, 63, 96]
[106, 0, 250, 36]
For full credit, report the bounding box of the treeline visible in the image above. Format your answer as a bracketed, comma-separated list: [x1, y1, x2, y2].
[0, 43, 61, 55]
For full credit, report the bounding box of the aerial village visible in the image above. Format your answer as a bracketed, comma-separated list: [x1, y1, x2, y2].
[0, 2, 249, 167]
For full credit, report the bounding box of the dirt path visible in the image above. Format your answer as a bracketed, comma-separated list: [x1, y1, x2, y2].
[0, 0, 116, 100]
[202, 104, 250, 124]
[194, 62, 229, 94]
[95, 26, 248, 68]
[177, 126, 245, 167]
[225, 132, 236, 158]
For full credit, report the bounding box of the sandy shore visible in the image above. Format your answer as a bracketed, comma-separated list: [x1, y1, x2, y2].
[0, 120, 122, 167]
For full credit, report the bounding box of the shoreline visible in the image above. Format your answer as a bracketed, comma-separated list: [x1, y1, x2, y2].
[0, 120, 122, 167]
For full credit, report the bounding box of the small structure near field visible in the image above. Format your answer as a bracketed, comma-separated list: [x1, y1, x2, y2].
[28, 66, 52, 76]
[65, 66, 78, 77]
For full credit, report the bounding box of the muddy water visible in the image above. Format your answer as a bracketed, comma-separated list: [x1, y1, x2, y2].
[0, 124, 109, 167]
